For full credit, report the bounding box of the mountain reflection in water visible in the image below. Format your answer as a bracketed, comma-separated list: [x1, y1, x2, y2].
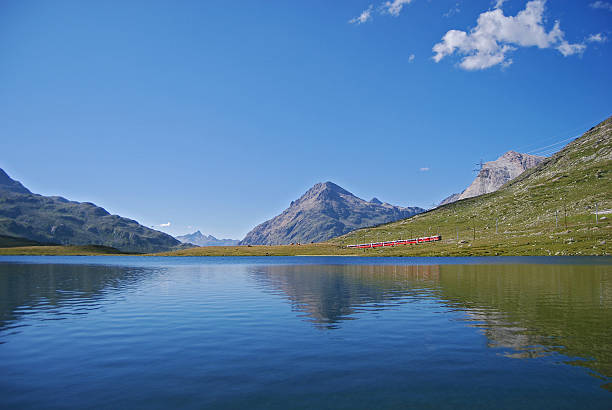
[251, 263, 612, 389]
[0, 263, 156, 332]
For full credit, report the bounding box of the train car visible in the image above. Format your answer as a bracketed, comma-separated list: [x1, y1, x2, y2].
[347, 235, 441, 249]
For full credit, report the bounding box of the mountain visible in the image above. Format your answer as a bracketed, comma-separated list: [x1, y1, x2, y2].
[241, 182, 424, 245]
[0, 168, 181, 253]
[336, 116, 612, 256]
[439, 151, 545, 206]
[176, 231, 240, 246]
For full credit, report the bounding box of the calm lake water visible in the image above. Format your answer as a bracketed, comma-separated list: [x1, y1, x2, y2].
[0, 256, 611, 409]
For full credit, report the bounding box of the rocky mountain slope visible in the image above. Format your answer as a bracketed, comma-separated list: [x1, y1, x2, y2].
[176, 231, 239, 246]
[440, 151, 545, 205]
[241, 182, 424, 245]
[335, 116, 611, 256]
[0, 168, 181, 253]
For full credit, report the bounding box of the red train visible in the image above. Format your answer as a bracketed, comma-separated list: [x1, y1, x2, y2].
[346, 235, 442, 249]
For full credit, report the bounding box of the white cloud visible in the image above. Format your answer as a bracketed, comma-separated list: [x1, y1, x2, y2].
[382, 0, 413, 16]
[419, 167, 430, 172]
[432, 0, 586, 70]
[556, 41, 586, 56]
[409, 53, 415, 62]
[494, 0, 508, 9]
[350, 0, 414, 24]
[349, 5, 374, 24]
[590, 1, 612, 11]
[159, 222, 171, 227]
[587, 33, 607, 43]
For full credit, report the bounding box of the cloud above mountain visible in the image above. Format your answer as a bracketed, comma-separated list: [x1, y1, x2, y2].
[432, 0, 586, 70]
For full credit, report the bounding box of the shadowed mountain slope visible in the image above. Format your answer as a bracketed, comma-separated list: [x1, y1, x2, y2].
[0, 169, 181, 253]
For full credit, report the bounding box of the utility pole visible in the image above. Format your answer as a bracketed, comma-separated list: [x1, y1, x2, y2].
[473, 227, 476, 241]
[596, 202, 598, 224]
[496, 218, 498, 234]
[555, 210, 558, 228]
[564, 206, 567, 228]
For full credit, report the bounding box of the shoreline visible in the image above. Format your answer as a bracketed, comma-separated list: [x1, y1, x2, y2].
[0, 241, 608, 258]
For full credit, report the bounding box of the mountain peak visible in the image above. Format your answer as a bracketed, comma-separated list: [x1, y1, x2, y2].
[0, 168, 31, 194]
[309, 181, 348, 194]
[299, 181, 354, 203]
[369, 197, 382, 204]
[241, 183, 424, 245]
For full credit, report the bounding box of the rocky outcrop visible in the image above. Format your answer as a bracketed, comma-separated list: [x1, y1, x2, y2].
[439, 151, 545, 206]
[176, 231, 239, 246]
[0, 168, 182, 253]
[241, 182, 424, 245]
[458, 151, 545, 200]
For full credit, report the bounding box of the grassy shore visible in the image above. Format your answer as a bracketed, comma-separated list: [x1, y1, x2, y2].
[0, 221, 609, 257]
[151, 223, 610, 257]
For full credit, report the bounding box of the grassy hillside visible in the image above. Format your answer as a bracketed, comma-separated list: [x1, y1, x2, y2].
[331, 116, 612, 256]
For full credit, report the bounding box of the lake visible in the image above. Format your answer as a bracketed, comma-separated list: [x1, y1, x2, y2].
[0, 256, 611, 409]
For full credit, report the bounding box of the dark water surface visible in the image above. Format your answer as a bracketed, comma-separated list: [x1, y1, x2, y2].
[0, 256, 610, 409]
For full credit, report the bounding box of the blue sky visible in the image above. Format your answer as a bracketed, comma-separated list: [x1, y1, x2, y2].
[1, 0, 610, 239]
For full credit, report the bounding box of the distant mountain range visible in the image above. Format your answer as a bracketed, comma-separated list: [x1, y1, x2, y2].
[439, 151, 545, 206]
[241, 182, 424, 245]
[0, 168, 182, 253]
[176, 231, 239, 246]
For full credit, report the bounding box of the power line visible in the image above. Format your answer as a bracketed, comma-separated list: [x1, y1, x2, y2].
[525, 135, 578, 156]
[513, 114, 608, 153]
